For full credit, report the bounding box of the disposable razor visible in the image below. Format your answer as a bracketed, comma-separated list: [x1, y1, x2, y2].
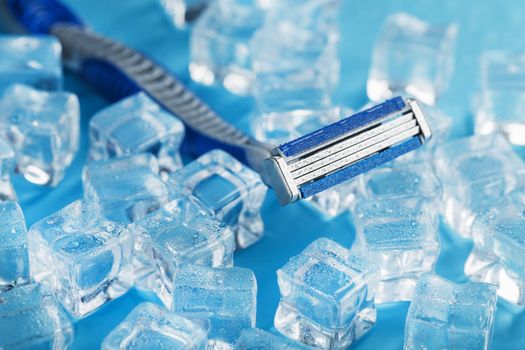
[2, 0, 432, 205]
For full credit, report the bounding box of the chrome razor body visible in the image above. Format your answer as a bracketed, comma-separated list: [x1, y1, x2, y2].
[262, 97, 432, 205]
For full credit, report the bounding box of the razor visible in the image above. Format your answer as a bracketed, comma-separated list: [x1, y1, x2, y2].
[2, 0, 432, 205]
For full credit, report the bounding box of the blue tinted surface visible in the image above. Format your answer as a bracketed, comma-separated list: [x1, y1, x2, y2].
[4, 0, 525, 349]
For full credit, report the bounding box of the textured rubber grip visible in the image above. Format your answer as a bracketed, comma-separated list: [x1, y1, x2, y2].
[6, 0, 83, 34]
[50, 25, 272, 171]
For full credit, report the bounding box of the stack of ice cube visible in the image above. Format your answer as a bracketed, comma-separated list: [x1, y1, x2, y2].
[367, 13, 458, 105]
[434, 134, 525, 238]
[250, 0, 341, 146]
[474, 51, 525, 145]
[0, 84, 80, 186]
[352, 159, 441, 302]
[89, 92, 185, 176]
[132, 194, 235, 308]
[274, 238, 378, 349]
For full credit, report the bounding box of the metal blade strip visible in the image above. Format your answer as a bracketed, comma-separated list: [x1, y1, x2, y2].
[295, 126, 421, 185]
[288, 113, 414, 172]
[292, 119, 417, 179]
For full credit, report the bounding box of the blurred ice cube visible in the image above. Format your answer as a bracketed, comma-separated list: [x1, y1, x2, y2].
[367, 13, 458, 105]
[0, 35, 62, 92]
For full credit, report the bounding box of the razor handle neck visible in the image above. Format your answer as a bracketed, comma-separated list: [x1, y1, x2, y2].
[50, 24, 272, 172]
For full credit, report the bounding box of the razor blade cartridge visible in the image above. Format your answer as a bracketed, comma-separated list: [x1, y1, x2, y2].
[261, 97, 432, 205]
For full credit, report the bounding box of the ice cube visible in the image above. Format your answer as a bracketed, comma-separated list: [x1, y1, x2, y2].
[367, 13, 458, 105]
[404, 273, 497, 350]
[434, 134, 525, 238]
[27, 200, 134, 317]
[132, 196, 235, 308]
[359, 160, 442, 207]
[235, 328, 312, 350]
[274, 238, 378, 349]
[0, 138, 16, 201]
[305, 178, 360, 218]
[0, 84, 80, 186]
[352, 200, 440, 303]
[83, 153, 173, 225]
[465, 190, 525, 305]
[257, 0, 340, 32]
[171, 266, 257, 349]
[189, 0, 264, 95]
[0, 283, 74, 349]
[0, 201, 29, 291]
[102, 302, 208, 350]
[250, 15, 339, 145]
[168, 150, 267, 249]
[474, 51, 525, 145]
[0, 35, 62, 92]
[89, 92, 185, 175]
[160, 0, 211, 28]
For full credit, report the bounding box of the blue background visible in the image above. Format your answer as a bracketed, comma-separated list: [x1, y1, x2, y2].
[3, 0, 525, 348]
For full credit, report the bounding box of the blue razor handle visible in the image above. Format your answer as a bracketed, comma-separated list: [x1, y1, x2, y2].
[4, 0, 432, 205]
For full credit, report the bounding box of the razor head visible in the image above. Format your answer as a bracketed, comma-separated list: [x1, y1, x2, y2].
[261, 97, 432, 206]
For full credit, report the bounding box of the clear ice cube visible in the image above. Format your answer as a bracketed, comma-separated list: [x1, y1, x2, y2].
[0, 137, 16, 201]
[0, 283, 74, 349]
[102, 302, 208, 350]
[352, 200, 440, 303]
[465, 190, 525, 305]
[169, 150, 267, 249]
[27, 200, 134, 317]
[404, 273, 497, 350]
[367, 13, 458, 105]
[274, 238, 378, 349]
[132, 195, 235, 308]
[171, 266, 257, 349]
[434, 134, 525, 238]
[0, 201, 30, 291]
[160, 0, 211, 28]
[474, 51, 525, 145]
[235, 328, 312, 350]
[190, 0, 264, 95]
[0, 84, 80, 186]
[0, 35, 62, 92]
[89, 92, 185, 175]
[83, 153, 173, 224]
